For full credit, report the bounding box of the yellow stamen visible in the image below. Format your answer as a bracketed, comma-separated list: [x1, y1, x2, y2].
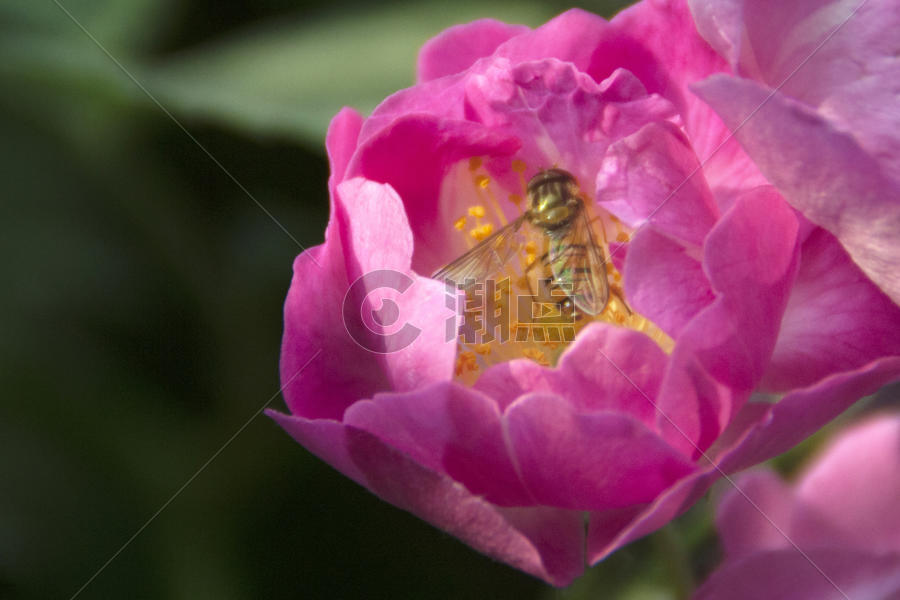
[468, 205, 486, 218]
[511, 159, 528, 194]
[522, 348, 550, 366]
[470, 223, 494, 241]
[454, 351, 480, 377]
[454, 216, 467, 230]
[509, 193, 523, 205]
[480, 182, 508, 227]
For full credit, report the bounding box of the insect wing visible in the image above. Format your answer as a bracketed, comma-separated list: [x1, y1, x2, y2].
[547, 210, 609, 315]
[431, 216, 526, 288]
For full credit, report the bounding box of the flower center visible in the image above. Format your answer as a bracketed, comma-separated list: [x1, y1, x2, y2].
[438, 157, 673, 385]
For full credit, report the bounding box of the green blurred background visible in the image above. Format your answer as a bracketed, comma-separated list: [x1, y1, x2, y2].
[1, 1, 895, 599]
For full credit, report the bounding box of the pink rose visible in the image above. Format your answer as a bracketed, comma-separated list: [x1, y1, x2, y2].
[695, 414, 900, 600]
[269, 0, 900, 586]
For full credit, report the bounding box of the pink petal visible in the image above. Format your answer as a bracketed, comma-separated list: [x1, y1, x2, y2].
[597, 0, 767, 202]
[280, 177, 457, 419]
[608, 241, 627, 273]
[588, 357, 900, 564]
[417, 19, 530, 82]
[690, 0, 900, 112]
[280, 116, 390, 420]
[347, 114, 519, 275]
[325, 107, 363, 193]
[692, 74, 900, 306]
[360, 75, 469, 143]
[343, 422, 586, 587]
[589, 0, 722, 108]
[822, 64, 900, 193]
[474, 323, 669, 428]
[762, 228, 900, 392]
[335, 178, 414, 277]
[492, 9, 612, 71]
[267, 412, 367, 486]
[655, 347, 732, 458]
[624, 228, 714, 339]
[493, 505, 587, 586]
[685, 186, 798, 392]
[710, 0, 900, 189]
[717, 358, 900, 475]
[280, 245, 388, 419]
[655, 187, 799, 454]
[334, 178, 457, 390]
[694, 549, 900, 600]
[686, 0, 744, 70]
[463, 59, 675, 186]
[587, 461, 720, 564]
[267, 411, 585, 586]
[714, 469, 794, 558]
[504, 393, 694, 511]
[343, 382, 531, 506]
[595, 120, 719, 247]
[792, 415, 900, 554]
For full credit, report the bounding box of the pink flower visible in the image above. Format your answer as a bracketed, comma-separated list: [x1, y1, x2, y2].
[690, 0, 900, 307]
[695, 414, 900, 600]
[269, 1, 900, 586]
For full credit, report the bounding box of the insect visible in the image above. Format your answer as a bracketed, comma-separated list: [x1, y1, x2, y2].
[432, 168, 610, 316]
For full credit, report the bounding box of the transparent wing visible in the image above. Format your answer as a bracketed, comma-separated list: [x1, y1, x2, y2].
[431, 216, 526, 287]
[547, 207, 610, 315]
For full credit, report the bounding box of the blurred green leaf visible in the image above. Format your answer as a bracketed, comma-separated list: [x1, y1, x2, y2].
[0, 2, 165, 156]
[563, 0, 635, 18]
[149, 1, 553, 143]
[0, 32, 138, 100]
[0, 0, 172, 51]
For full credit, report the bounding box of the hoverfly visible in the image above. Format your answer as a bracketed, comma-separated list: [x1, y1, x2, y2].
[432, 168, 610, 316]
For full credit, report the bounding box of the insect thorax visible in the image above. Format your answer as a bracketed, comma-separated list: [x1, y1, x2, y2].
[526, 169, 582, 230]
